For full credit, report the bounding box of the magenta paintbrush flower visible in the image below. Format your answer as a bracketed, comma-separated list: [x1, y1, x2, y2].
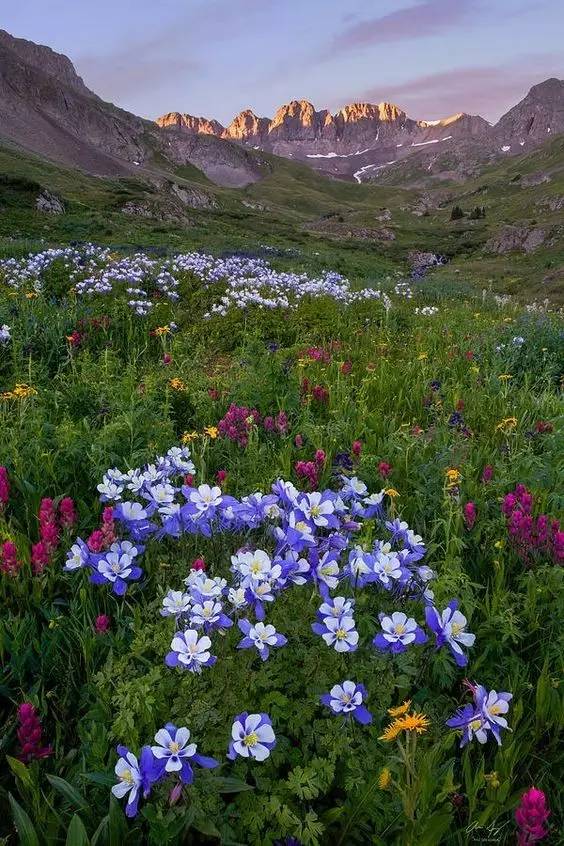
[515, 786, 550, 844]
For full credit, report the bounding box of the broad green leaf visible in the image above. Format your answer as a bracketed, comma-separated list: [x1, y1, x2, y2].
[209, 776, 254, 793]
[8, 793, 40, 846]
[47, 775, 90, 813]
[65, 815, 90, 846]
[6, 756, 35, 791]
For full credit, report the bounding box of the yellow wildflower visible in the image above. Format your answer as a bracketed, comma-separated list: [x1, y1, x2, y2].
[380, 711, 430, 742]
[396, 712, 430, 734]
[379, 720, 403, 742]
[378, 768, 392, 789]
[417, 352, 428, 361]
[496, 417, 517, 433]
[203, 426, 219, 439]
[498, 374, 513, 381]
[494, 540, 504, 550]
[168, 378, 186, 391]
[25, 292, 39, 299]
[388, 700, 412, 717]
[154, 325, 171, 336]
[484, 771, 500, 789]
[181, 431, 199, 444]
[384, 488, 399, 498]
[445, 468, 461, 487]
[1, 383, 37, 400]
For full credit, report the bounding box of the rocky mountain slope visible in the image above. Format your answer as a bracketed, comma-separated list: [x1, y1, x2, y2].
[158, 100, 490, 180]
[0, 29, 266, 187]
[157, 79, 564, 182]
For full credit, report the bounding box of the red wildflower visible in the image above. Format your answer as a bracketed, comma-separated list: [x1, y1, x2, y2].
[1, 541, 21, 576]
[94, 614, 111, 634]
[515, 787, 550, 844]
[17, 703, 53, 763]
[378, 461, 392, 479]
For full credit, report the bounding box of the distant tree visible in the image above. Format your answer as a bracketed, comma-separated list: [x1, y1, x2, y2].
[469, 206, 486, 219]
[450, 205, 465, 220]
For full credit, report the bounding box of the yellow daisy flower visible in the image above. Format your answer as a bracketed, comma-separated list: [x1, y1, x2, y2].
[388, 699, 412, 717]
[378, 768, 392, 789]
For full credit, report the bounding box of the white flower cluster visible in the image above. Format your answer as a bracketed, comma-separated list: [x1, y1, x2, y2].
[414, 306, 439, 316]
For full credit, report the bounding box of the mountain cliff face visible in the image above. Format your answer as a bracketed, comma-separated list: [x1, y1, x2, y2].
[0, 29, 265, 186]
[493, 78, 564, 151]
[156, 98, 492, 178]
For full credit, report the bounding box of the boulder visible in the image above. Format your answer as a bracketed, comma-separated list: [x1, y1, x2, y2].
[485, 226, 547, 254]
[36, 191, 64, 214]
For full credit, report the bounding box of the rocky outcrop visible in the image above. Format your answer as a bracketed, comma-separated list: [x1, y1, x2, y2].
[493, 78, 564, 150]
[485, 226, 547, 254]
[36, 191, 64, 214]
[170, 183, 218, 209]
[521, 172, 551, 187]
[157, 113, 225, 136]
[408, 251, 445, 270]
[536, 195, 564, 212]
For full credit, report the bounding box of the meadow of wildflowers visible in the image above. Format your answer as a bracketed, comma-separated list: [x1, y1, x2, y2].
[0, 245, 562, 845]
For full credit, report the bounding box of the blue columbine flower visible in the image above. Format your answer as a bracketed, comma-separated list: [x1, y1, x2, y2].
[161, 589, 192, 618]
[165, 629, 217, 672]
[111, 745, 158, 818]
[372, 611, 427, 654]
[150, 724, 218, 783]
[317, 595, 355, 619]
[237, 619, 287, 661]
[312, 614, 359, 652]
[64, 538, 90, 572]
[89, 548, 143, 596]
[189, 599, 233, 632]
[344, 546, 376, 588]
[321, 681, 372, 724]
[425, 600, 475, 667]
[446, 684, 512, 747]
[227, 712, 276, 761]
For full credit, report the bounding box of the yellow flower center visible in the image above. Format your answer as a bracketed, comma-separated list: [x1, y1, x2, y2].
[310, 505, 321, 517]
[169, 742, 180, 754]
[394, 624, 406, 634]
[451, 622, 463, 636]
[121, 768, 134, 784]
[243, 732, 258, 747]
[470, 719, 482, 730]
[335, 628, 347, 640]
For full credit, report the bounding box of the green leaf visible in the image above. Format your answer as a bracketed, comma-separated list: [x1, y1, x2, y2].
[192, 817, 221, 837]
[47, 775, 90, 813]
[66, 815, 90, 846]
[8, 793, 40, 846]
[90, 816, 109, 846]
[209, 776, 254, 793]
[108, 797, 127, 846]
[81, 772, 116, 787]
[6, 756, 35, 791]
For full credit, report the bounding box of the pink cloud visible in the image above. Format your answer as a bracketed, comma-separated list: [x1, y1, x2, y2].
[340, 55, 563, 122]
[326, 0, 478, 54]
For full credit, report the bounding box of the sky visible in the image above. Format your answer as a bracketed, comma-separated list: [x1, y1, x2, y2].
[3, 0, 563, 124]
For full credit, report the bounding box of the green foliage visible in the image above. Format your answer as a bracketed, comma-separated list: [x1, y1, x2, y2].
[0, 242, 562, 845]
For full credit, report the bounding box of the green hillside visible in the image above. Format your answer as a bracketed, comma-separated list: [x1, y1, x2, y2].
[0, 137, 562, 300]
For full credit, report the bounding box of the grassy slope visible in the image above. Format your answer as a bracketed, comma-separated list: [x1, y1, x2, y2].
[0, 137, 562, 299]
